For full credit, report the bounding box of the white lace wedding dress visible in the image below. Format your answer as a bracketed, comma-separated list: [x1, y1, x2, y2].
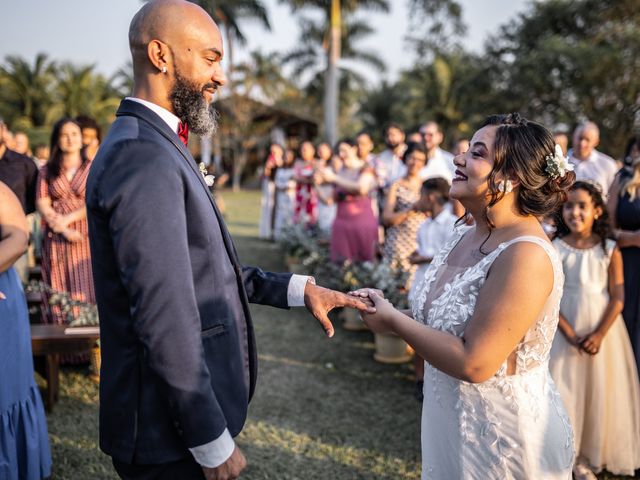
[410, 227, 574, 479]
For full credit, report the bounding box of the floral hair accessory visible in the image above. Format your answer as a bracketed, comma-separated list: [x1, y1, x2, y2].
[545, 144, 574, 179]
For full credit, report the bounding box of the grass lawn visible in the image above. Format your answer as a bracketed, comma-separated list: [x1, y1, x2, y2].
[43, 189, 633, 479]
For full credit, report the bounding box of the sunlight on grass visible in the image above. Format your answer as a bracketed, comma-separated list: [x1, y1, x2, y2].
[239, 420, 421, 479]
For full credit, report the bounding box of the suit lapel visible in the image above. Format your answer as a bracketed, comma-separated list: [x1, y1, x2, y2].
[116, 100, 258, 396]
[115, 100, 240, 268]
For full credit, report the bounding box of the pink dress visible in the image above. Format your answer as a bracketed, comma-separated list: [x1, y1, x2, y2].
[330, 167, 379, 262]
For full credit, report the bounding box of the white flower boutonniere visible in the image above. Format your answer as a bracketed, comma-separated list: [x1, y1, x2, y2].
[545, 144, 574, 179]
[199, 162, 216, 186]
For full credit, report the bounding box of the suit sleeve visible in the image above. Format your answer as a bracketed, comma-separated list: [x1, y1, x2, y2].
[98, 140, 226, 448]
[241, 265, 292, 308]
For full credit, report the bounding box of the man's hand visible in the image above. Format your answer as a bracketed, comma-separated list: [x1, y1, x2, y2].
[304, 282, 376, 337]
[202, 446, 246, 480]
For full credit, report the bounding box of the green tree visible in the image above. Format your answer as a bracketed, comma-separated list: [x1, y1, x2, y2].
[484, 0, 640, 156]
[48, 63, 121, 126]
[279, 0, 389, 139]
[0, 53, 56, 129]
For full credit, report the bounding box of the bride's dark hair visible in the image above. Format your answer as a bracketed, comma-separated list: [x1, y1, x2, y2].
[470, 113, 575, 253]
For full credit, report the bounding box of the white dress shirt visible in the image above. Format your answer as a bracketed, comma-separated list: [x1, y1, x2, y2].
[568, 149, 618, 197]
[127, 97, 312, 468]
[409, 207, 457, 301]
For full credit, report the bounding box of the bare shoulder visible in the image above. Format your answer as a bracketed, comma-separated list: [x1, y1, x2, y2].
[490, 237, 554, 293]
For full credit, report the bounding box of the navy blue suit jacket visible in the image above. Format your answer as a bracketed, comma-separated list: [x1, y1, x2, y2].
[86, 99, 292, 464]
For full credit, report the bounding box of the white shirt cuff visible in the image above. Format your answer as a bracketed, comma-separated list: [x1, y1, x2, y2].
[189, 428, 235, 468]
[287, 274, 314, 307]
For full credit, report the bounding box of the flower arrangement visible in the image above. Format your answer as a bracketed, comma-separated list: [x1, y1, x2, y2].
[26, 281, 99, 327]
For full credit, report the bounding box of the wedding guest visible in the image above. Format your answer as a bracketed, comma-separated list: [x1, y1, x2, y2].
[407, 177, 457, 401]
[33, 144, 50, 168]
[554, 131, 569, 157]
[452, 138, 469, 156]
[373, 123, 407, 196]
[13, 132, 31, 156]
[356, 113, 576, 478]
[318, 139, 378, 262]
[293, 141, 318, 226]
[419, 121, 455, 183]
[0, 182, 52, 480]
[76, 115, 102, 161]
[314, 143, 337, 236]
[608, 136, 640, 373]
[37, 118, 95, 324]
[316, 141, 333, 165]
[382, 143, 428, 283]
[356, 132, 376, 165]
[273, 148, 297, 240]
[550, 181, 640, 479]
[0, 118, 38, 215]
[407, 131, 424, 144]
[568, 122, 617, 196]
[259, 143, 283, 240]
[0, 119, 38, 282]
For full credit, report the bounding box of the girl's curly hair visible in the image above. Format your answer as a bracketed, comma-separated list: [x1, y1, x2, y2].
[556, 180, 611, 252]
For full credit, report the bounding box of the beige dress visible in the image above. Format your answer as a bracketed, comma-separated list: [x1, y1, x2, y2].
[550, 238, 640, 475]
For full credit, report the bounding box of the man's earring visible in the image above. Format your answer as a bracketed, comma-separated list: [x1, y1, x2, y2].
[162, 66, 167, 73]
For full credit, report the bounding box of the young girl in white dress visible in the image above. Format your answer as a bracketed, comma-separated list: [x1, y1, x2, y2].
[550, 180, 640, 479]
[353, 113, 576, 479]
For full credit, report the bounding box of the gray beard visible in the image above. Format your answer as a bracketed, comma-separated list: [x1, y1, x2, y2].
[169, 72, 219, 137]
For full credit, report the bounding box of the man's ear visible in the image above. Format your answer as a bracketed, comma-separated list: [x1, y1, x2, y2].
[147, 39, 171, 73]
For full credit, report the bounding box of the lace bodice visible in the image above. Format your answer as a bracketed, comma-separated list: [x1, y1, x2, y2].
[411, 226, 564, 378]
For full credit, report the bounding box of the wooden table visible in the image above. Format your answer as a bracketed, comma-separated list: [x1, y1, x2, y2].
[31, 324, 100, 412]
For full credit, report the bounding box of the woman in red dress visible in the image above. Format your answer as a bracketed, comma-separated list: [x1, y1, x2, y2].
[36, 118, 95, 324]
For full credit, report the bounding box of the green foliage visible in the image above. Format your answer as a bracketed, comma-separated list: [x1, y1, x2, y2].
[483, 0, 640, 156]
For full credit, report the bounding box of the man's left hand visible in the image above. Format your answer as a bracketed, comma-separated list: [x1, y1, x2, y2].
[303, 282, 376, 337]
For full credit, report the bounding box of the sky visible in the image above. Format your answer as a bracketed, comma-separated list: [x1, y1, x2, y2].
[0, 0, 530, 87]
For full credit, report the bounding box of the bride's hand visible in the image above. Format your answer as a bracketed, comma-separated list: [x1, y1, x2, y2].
[360, 290, 397, 334]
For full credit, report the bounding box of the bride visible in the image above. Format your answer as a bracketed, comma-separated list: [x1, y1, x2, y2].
[356, 114, 576, 479]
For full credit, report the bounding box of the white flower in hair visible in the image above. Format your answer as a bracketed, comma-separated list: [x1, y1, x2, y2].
[545, 144, 574, 179]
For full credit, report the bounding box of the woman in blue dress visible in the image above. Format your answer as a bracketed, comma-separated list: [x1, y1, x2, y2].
[608, 136, 640, 374]
[0, 182, 51, 480]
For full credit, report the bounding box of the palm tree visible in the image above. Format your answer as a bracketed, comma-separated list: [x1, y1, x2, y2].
[233, 50, 293, 102]
[279, 0, 389, 142]
[0, 53, 56, 128]
[189, 0, 271, 91]
[48, 63, 121, 125]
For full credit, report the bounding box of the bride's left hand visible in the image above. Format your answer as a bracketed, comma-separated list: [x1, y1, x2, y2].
[360, 290, 397, 334]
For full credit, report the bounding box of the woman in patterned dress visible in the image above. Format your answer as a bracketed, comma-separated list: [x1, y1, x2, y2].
[355, 114, 576, 479]
[382, 143, 428, 285]
[36, 118, 95, 324]
[293, 141, 318, 227]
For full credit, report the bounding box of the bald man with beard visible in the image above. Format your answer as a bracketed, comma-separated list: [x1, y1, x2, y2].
[86, 2, 371, 479]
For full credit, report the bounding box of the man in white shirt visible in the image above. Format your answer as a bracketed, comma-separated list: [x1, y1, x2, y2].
[373, 123, 407, 191]
[418, 121, 455, 183]
[568, 121, 618, 196]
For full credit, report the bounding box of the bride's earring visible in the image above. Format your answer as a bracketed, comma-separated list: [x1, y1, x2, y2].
[497, 179, 514, 194]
